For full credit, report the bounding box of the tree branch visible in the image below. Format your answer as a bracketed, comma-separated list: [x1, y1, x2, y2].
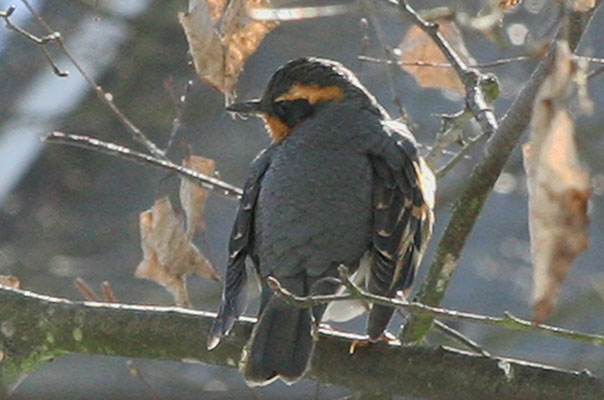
[1, 285, 603, 399]
[43, 132, 243, 199]
[401, 4, 600, 344]
[392, 0, 499, 137]
[267, 273, 604, 348]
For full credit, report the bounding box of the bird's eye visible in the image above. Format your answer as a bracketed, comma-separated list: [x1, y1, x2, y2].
[272, 99, 313, 127]
[275, 101, 289, 115]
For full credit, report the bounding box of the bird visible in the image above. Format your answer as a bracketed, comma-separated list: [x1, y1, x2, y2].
[207, 57, 435, 386]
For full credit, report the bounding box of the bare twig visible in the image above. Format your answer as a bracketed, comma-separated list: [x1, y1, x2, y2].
[432, 320, 491, 357]
[389, 0, 499, 137]
[359, 55, 532, 69]
[357, 17, 371, 74]
[18, 0, 166, 160]
[267, 270, 604, 348]
[1, 5, 58, 44]
[361, 0, 409, 119]
[266, 277, 353, 308]
[435, 133, 486, 179]
[164, 78, 192, 154]
[74, 278, 101, 302]
[1, 4, 68, 77]
[43, 132, 243, 199]
[588, 65, 604, 80]
[101, 281, 117, 303]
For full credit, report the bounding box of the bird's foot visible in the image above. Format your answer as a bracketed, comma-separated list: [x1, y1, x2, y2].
[348, 331, 399, 354]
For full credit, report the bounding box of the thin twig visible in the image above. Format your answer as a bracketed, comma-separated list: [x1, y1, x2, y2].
[1, 4, 68, 77]
[101, 281, 117, 303]
[266, 277, 353, 308]
[357, 17, 371, 74]
[588, 65, 604, 80]
[74, 278, 101, 301]
[432, 320, 491, 357]
[359, 55, 532, 69]
[435, 133, 486, 179]
[18, 0, 167, 160]
[1, 5, 59, 44]
[43, 132, 243, 199]
[164, 78, 192, 154]
[397, 308, 490, 356]
[389, 0, 499, 137]
[267, 270, 604, 348]
[361, 0, 408, 119]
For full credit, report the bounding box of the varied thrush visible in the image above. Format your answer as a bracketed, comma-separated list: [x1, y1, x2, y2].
[208, 57, 435, 386]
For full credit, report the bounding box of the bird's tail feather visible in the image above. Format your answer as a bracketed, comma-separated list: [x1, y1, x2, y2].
[241, 295, 314, 386]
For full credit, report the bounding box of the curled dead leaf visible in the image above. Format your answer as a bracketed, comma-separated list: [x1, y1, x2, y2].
[398, 11, 473, 94]
[180, 155, 216, 238]
[136, 197, 219, 307]
[179, 1, 225, 92]
[525, 42, 589, 324]
[179, 0, 277, 101]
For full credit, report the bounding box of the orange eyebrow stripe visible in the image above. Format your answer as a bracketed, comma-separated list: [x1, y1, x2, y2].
[276, 83, 344, 104]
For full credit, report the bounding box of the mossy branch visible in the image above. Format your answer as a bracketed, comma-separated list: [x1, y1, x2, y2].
[2, 285, 604, 399]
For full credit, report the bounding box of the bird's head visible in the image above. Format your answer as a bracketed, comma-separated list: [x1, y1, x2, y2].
[227, 57, 385, 142]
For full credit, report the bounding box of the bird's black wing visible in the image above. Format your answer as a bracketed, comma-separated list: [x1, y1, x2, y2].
[366, 120, 435, 339]
[207, 146, 275, 350]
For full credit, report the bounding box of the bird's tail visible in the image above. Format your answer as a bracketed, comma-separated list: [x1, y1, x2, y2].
[241, 294, 314, 386]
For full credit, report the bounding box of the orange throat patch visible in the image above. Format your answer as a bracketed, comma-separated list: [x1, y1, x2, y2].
[264, 115, 290, 142]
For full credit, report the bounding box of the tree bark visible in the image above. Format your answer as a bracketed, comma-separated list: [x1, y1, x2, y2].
[1, 286, 602, 399]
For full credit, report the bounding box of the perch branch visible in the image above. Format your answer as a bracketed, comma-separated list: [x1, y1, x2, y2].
[1, 285, 604, 399]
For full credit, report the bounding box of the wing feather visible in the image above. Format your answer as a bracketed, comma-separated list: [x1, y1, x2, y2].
[207, 147, 275, 350]
[366, 122, 435, 339]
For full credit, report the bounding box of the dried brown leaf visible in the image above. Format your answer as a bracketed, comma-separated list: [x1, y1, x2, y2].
[135, 197, 219, 307]
[0, 275, 20, 289]
[398, 15, 471, 93]
[525, 42, 589, 324]
[179, 0, 277, 100]
[221, 0, 278, 97]
[574, 0, 595, 12]
[206, 0, 227, 21]
[179, 0, 225, 92]
[499, 0, 523, 10]
[180, 155, 216, 238]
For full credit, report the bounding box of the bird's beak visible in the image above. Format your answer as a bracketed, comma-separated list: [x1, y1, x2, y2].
[226, 99, 263, 115]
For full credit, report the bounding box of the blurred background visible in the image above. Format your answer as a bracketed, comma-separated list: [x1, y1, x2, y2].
[1, 0, 604, 398]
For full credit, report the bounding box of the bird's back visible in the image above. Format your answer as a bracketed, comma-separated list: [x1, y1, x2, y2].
[254, 102, 377, 280]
